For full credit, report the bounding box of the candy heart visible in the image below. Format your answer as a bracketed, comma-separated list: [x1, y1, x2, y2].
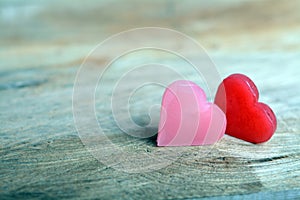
[157, 80, 226, 146]
[214, 74, 277, 144]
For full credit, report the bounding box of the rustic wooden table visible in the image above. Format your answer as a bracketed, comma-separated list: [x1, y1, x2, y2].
[1, 0, 300, 199]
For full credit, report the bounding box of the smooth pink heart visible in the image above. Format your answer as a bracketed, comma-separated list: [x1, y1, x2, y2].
[157, 80, 226, 146]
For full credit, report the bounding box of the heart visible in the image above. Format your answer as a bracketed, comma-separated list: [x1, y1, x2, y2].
[214, 74, 277, 143]
[157, 80, 226, 146]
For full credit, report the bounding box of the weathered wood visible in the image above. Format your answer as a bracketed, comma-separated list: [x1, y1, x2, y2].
[1, 0, 300, 199]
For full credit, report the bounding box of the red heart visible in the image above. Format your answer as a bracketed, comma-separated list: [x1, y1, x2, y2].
[214, 74, 277, 143]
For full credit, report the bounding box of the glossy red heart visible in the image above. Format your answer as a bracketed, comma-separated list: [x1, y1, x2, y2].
[214, 74, 277, 143]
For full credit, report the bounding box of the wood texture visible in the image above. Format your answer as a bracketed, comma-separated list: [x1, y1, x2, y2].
[1, 0, 300, 199]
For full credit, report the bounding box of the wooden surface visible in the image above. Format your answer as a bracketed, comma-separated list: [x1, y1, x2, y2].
[1, 0, 300, 199]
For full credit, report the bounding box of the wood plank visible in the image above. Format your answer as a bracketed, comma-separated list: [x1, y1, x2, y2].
[1, 0, 300, 199]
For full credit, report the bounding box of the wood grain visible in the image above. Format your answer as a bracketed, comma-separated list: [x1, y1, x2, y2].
[1, 0, 300, 199]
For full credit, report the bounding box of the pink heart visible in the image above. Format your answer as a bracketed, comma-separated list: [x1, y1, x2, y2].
[157, 80, 226, 146]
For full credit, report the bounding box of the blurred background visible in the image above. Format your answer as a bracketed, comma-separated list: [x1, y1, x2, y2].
[1, 0, 299, 57]
[1, 0, 299, 91]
